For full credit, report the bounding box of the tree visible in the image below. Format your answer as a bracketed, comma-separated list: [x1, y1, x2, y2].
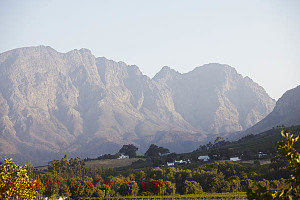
[144, 144, 170, 159]
[206, 141, 213, 150]
[119, 181, 139, 196]
[119, 144, 138, 158]
[41, 173, 61, 198]
[0, 157, 39, 199]
[208, 148, 231, 160]
[183, 180, 203, 194]
[166, 152, 177, 162]
[198, 145, 207, 151]
[247, 130, 300, 199]
[214, 136, 224, 144]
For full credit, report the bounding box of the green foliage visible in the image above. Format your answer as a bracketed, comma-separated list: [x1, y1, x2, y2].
[8, 127, 299, 199]
[195, 125, 300, 161]
[144, 144, 170, 159]
[119, 144, 138, 158]
[102, 192, 247, 199]
[247, 130, 300, 199]
[48, 155, 85, 177]
[183, 180, 203, 194]
[208, 148, 232, 160]
[215, 136, 224, 144]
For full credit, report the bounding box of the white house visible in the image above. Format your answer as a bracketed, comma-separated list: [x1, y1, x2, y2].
[258, 152, 268, 158]
[43, 194, 67, 200]
[230, 157, 241, 162]
[167, 162, 174, 166]
[198, 155, 209, 162]
[174, 160, 189, 164]
[118, 154, 129, 159]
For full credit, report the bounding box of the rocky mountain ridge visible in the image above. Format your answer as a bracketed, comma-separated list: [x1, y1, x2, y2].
[241, 85, 300, 136]
[0, 46, 276, 165]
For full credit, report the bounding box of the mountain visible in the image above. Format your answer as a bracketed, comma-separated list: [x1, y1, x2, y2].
[242, 85, 300, 136]
[0, 46, 275, 165]
[153, 64, 275, 134]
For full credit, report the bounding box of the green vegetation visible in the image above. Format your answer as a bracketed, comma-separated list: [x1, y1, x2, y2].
[101, 192, 247, 199]
[144, 144, 170, 159]
[28, 154, 292, 199]
[247, 130, 300, 199]
[1, 127, 299, 199]
[192, 125, 300, 161]
[119, 144, 139, 158]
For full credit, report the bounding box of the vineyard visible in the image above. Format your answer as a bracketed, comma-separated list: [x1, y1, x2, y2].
[80, 192, 247, 199]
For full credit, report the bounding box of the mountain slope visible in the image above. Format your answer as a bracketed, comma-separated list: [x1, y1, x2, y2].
[153, 64, 275, 134]
[0, 46, 275, 165]
[242, 85, 300, 136]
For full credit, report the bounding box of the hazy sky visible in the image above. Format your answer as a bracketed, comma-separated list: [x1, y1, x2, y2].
[1, 0, 299, 100]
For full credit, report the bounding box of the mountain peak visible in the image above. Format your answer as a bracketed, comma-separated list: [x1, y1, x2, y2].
[79, 48, 92, 54]
[66, 48, 94, 57]
[153, 66, 180, 81]
[191, 63, 238, 75]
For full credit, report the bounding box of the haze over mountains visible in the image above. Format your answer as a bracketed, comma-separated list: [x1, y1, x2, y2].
[242, 85, 300, 136]
[0, 46, 277, 165]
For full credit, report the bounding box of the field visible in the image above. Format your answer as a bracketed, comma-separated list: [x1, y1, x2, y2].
[81, 192, 247, 199]
[84, 158, 146, 169]
[240, 159, 271, 165]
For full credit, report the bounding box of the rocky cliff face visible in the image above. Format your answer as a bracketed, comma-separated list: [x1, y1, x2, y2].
[242, 85, 300, 136]
[0, 46, 275, 165]
[153, 64, 275, 135]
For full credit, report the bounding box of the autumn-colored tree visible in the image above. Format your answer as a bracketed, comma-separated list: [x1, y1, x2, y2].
[0, 157, 39, 199]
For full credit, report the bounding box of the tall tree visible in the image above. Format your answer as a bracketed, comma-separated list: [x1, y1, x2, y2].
[119, 144, 138, 158]
[144, 144, 170, 159]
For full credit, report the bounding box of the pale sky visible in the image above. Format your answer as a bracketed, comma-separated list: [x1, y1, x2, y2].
[1, 0, 299, 100]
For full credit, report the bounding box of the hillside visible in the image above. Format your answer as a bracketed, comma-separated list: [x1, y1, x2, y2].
[241, 85, 300, 137]
[193, 125, 300, 159]
[0, 46, 275, 165]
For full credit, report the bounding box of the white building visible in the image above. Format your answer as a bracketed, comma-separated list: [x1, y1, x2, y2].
[118, 154, 129, 159]
[174, 160, 188, 164]
[43, 195, 67, 200]
[230, 157, 241, 162]
[167, 162, 174, 166]
[198, 155, 209, 162]
[258, 152, 268, 158]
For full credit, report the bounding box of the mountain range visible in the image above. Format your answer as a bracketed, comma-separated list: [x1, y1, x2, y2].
[0, 46, 281, 165]
[241, 85, 300, 136]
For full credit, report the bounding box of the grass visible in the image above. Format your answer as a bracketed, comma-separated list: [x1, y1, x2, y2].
[84, 158, 146, 169]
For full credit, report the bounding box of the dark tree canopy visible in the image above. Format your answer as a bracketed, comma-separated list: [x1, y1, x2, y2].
[214, 136, 224, 144]
[144, 144, 170, 158]
[118, 144, 138, 158]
